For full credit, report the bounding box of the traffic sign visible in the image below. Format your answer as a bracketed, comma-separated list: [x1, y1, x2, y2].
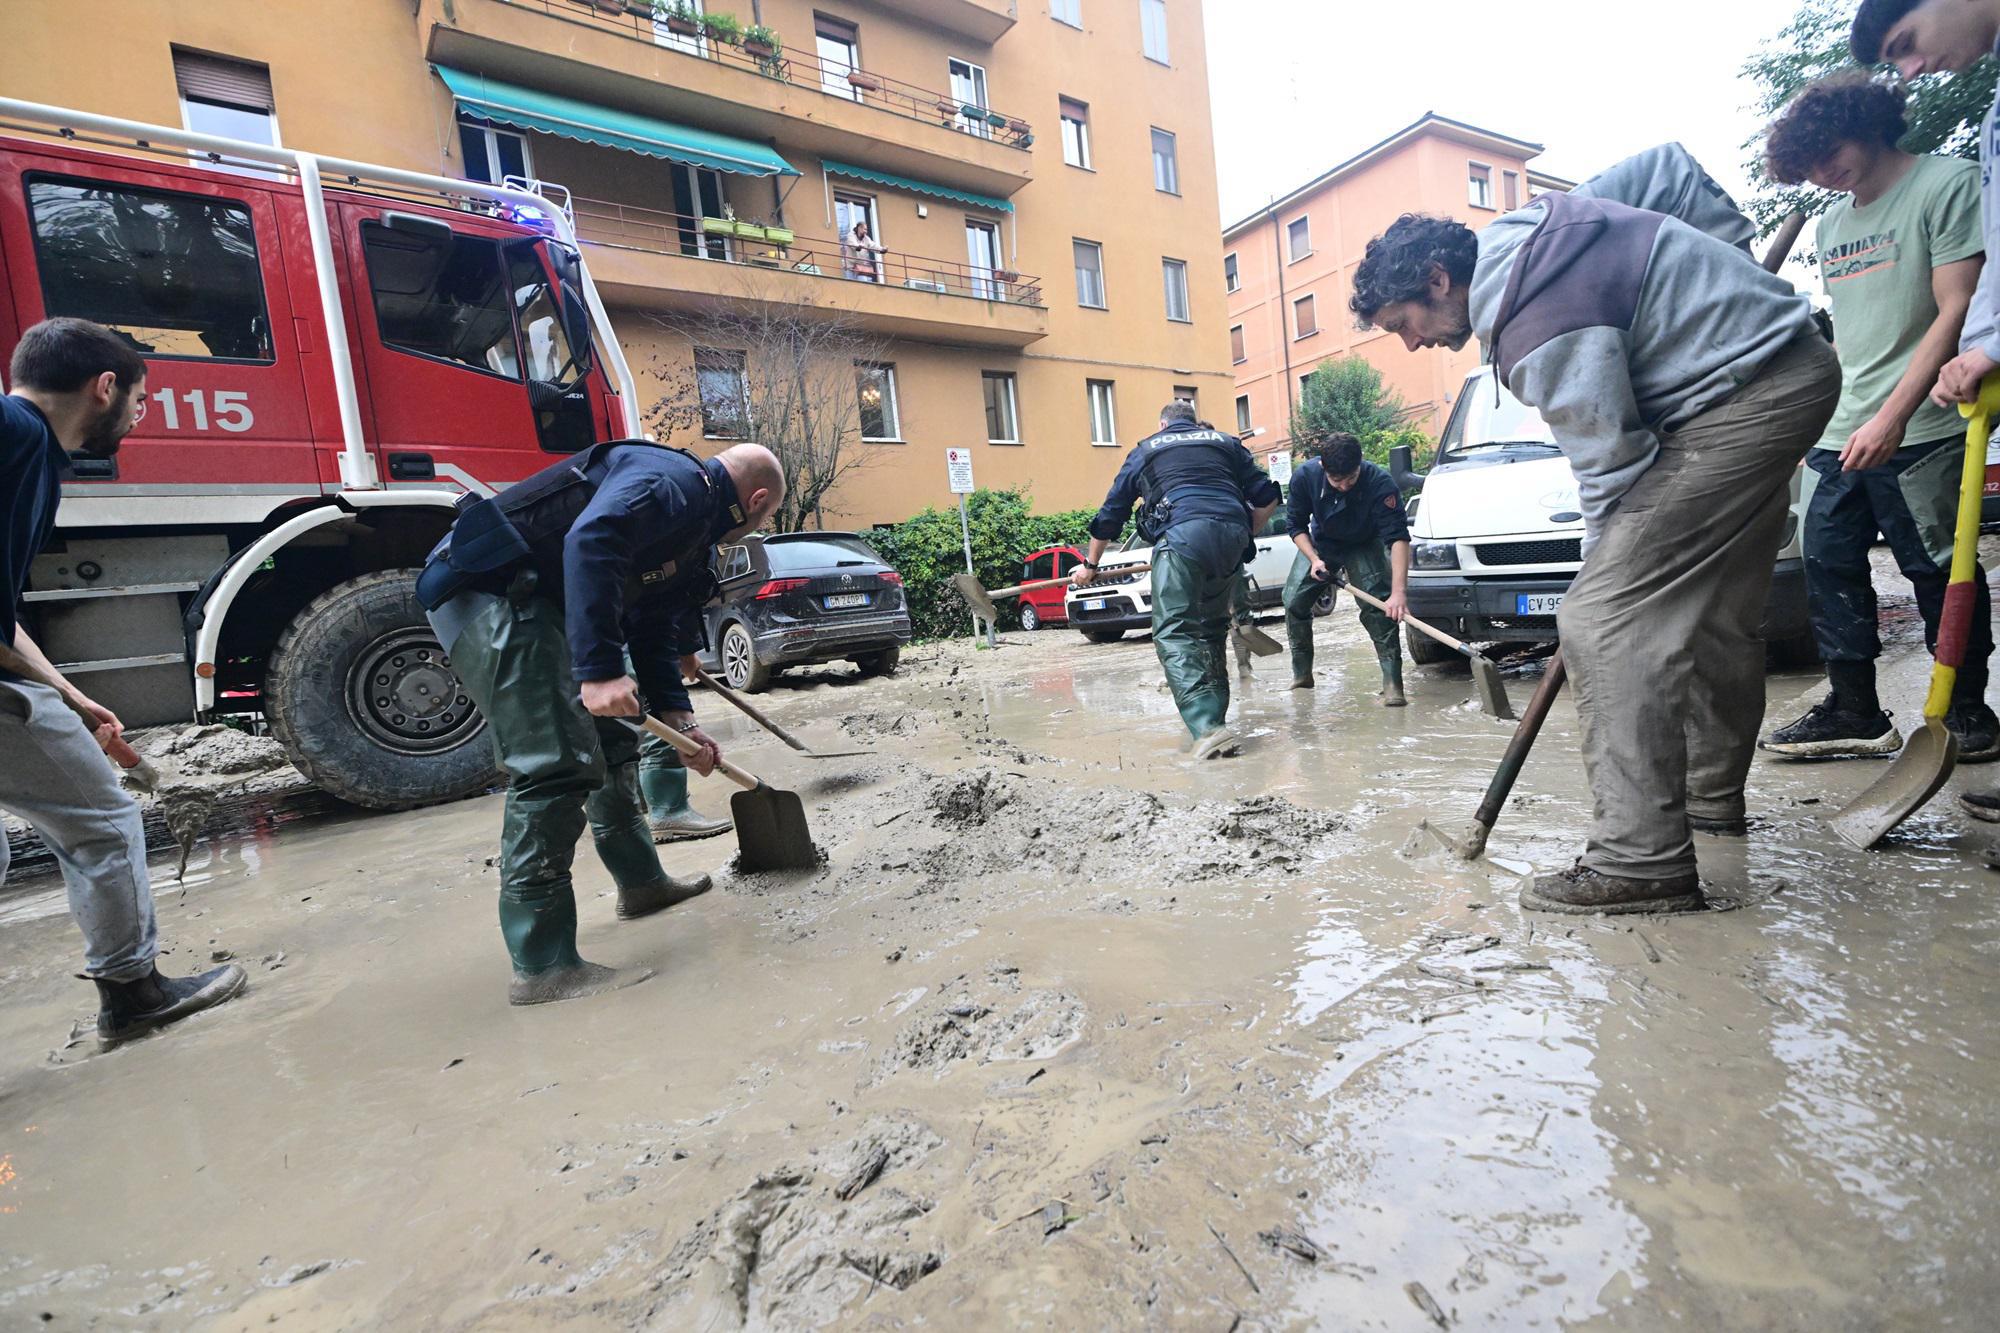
[946, 447, 975, 494]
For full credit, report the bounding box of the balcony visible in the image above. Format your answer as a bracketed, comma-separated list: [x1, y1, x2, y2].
[573, 196, 1048, 348]
[423, 0, 1035, 200]
[863, 0, 1018, 43]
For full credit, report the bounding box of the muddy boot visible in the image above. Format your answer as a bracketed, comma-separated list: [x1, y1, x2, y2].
[1961, 789, 2000, 823]
[1376, 655, 1407, 708]
[639, 763, 732, 843]
[509, 961, 653, 1006]
[1945, 700, 2000, 764]
[1519, 863, 1704, 915]
[616, 872, 713, 921]
[1232, 625, 1253, 678]
[1191, 726, 1241, 760]
[1689, 816, 1748, 837]
[93, 963, 248, 1047]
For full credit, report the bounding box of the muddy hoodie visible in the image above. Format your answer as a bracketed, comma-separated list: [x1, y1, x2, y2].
[1468, 144, 1817, 539]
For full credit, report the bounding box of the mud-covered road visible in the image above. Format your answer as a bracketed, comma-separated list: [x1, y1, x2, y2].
[3, 577, 1997, 1329]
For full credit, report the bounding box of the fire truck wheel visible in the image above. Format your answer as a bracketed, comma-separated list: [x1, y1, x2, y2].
[265, 569, 498, 810]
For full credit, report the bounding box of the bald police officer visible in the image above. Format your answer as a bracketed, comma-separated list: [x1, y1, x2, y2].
[419, 441, 784, 1005]
[1074, 400, 1281, 758]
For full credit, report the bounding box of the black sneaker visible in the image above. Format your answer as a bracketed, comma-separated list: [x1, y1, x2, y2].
[1945, 700, 2000, 763]
[1759, 694, 1901, 758]
[1963, 790, 2000, 823]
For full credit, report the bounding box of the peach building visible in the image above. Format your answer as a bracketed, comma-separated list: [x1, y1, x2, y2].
[1221, 113, 1571, 462]
[3, 0, 1235, 527]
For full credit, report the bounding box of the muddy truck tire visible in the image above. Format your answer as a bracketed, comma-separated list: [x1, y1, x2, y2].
[856, 647, 900, 678]
[1405, 622, 1461, 668]
[264, 569, 495, 810]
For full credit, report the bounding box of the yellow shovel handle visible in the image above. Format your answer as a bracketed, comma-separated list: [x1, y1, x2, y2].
[1929, 379, 2000, 717]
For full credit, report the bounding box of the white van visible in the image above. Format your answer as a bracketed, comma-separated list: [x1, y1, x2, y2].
[1065, 523, 1297, 643]
[1391, 367, 1814, 667]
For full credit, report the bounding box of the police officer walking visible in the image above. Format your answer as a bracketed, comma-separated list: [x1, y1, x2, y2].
[418, 441, 785, 1005]
[1282, 432, 1411, 702]
[1073, 400, 1281, 758]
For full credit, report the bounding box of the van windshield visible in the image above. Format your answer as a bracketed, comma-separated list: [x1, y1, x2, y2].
[1439, 374, 1558, 460]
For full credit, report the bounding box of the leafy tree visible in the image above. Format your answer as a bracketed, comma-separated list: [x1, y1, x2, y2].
[867, 488, 1102, 638]
[1290, 356, 1405, 448]
[1741, 0, 1996, 238]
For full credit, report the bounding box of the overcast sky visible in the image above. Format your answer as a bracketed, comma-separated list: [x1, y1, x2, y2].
[1203, 0, 1809, 232]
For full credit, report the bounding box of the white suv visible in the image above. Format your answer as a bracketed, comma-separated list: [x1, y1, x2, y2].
[1065, 525, 1295, 644]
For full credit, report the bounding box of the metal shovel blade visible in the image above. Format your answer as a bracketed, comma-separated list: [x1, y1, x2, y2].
[951, 572, 1000, 624]
[1470, 655, 1515, 721]
[1417, 817, 1490, 862]
[730, 780, 821, 873]
[1830, 719, 1957, 850]
[1233, 621, 1283, 656]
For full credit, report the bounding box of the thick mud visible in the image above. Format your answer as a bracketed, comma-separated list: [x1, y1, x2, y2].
[2, 550, 1998, 1328]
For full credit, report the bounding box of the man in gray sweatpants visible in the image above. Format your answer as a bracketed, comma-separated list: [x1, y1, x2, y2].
[2, 319, 246, 1044]
[1350, 146, 1839, 914]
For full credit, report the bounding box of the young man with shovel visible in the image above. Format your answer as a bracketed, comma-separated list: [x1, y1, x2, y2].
[417, 441, 784, 1004]
[1350, 146, 1839, 914]
[1757, 71, 1995, 763]
[0, 318, 247, 1045]
[1281, 432, 1411, 702]
[1072, 399, 1281, 759]
[1854, 0, 2000, 827]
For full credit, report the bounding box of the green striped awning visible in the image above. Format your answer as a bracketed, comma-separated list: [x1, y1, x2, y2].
[436, 66, 797, 178]
[820, 160, 1013, 213]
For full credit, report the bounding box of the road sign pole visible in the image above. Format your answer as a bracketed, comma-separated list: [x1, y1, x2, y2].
[945, 447, 996, 646]
[956, 493, 981, 641]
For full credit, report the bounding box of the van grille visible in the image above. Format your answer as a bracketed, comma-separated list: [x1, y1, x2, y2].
[1475, 539, 1582, 566]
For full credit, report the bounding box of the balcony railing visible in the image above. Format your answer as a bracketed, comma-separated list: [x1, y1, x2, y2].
[573, 196, 1044, 306]
[498, 1, 1035, 148]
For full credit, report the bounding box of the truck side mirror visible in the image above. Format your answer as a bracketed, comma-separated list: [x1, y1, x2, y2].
[1389, 443, 1427, 492]
[557, 279, 595, 378]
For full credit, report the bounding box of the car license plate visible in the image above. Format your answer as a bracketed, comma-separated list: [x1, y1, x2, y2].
[823, 592, 871, 609]
[1517, 593, 1564, 615]
[1083, 598, 1107, 611]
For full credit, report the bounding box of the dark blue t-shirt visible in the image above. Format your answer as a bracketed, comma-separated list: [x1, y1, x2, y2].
[1, 394, 71, 665]
[1286, 458, 1411, 551]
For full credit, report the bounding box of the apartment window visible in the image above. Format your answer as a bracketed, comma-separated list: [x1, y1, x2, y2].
[28, 179, 274, 361]
[856, 361, 901, 440]
[1230, 323, 1246, 364]
[695, 347, 749, 439]
[1073, 239, 1107, 309]
[457, 117, 531, 186]
[1223, 252, 1239, 293]
[1468, 162, 1493, 209]
[1293, 293, 1317, 339]
[1140, 0, 1169, 63]
[983, 371, 1020, 444]
[1503, 169, 1520, 210]
[1052, 0, 1082, 26]
[1150, 127, 1180, 194]
[1286, 215, 1311, 263]
[949, 58, 991, 138]
[1162, 258, 1190, 322]
[1060, 98, 1092, 169]
[1173, 385, 1198, 412]
[1235, 393, 1252, 434]
[173, 49, 279, 148]
[1087, 379, 1118, 445]
[816, 15, 862, 100]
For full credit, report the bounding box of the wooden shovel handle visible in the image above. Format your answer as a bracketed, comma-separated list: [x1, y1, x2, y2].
[695, 669, 807, 751]
[1333, 577, 1473, 656]
[638, 713, 761, 792]
[992, 563, 1152, 600]
[1472, 650, 1566, 829]
[1762, 213, 1806, 274]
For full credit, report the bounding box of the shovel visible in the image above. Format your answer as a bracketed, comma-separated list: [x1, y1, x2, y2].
[694, 668, 875, 759]
[1332, 578, 1515, 719]
[1831, 380, 1998, 849]
[0, 639, 159, 791]
[623, 713, 819, 873]
[951, 565, 1150, 623]
[1420, 650, 1566, 859]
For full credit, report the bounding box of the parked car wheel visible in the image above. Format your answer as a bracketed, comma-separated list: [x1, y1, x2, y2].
[265, 569, 495, 809]
[1019, 603, 1042, 631]
[856, 647, 901, 678]
[719, 621, 773, 692]
[1405, 623, 1459, 668]
[1081, 628, 1124, 644]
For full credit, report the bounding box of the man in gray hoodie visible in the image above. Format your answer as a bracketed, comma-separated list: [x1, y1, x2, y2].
[1349, 146, 1839, 914]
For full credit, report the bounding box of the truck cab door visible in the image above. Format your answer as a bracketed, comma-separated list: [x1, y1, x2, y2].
[342, 206, 607, 493]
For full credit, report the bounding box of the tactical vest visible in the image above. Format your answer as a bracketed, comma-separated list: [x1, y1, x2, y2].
[1133, 427, 1249, 540]
[415, 440, 725, 611]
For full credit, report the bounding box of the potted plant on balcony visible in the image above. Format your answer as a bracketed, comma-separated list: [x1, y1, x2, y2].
[984, 109, 1010, 131]
[1006, 116, 1031, 135]
[844, 69, 881, 93]
[700, 11, 742, 45]
[993, 267, 1020, 284]
[654, 1, 700, 37]
[742, 23, 781, 58]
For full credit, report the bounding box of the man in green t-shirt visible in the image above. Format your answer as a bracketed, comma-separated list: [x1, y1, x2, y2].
[1757, 72, 1996, 761]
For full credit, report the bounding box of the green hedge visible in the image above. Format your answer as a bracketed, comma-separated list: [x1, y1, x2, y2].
[867, 488, 1125, 640]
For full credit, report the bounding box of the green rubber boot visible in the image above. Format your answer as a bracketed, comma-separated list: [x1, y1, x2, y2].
[638, 760, 733, 844]
[1377, 652, 1407, 708]
[590, 758, 713, 919]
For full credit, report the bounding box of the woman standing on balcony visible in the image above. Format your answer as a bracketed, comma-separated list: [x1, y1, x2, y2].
[844, 220, 885, 283]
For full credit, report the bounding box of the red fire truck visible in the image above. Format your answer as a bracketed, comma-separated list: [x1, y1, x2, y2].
[0, 97, 642, 809]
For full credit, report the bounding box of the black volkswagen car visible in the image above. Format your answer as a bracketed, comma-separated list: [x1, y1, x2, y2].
[694, 532, 912, 691]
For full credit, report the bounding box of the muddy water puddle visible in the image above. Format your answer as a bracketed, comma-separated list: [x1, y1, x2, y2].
[2, 598, 1998, 1328]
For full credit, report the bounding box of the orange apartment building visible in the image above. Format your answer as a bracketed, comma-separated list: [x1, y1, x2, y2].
[1221, 113, 1572, 463]
[2, 0, 1235, 526]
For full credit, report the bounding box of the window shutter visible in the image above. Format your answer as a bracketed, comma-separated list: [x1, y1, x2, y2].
[173, 49, 274, 111]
